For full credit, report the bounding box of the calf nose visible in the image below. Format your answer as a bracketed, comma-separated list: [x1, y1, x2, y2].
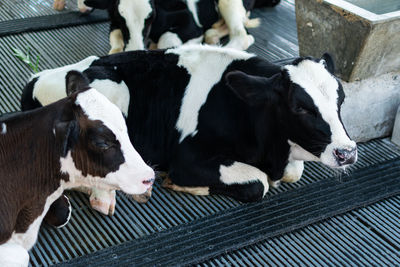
[334, 147, 357, 166]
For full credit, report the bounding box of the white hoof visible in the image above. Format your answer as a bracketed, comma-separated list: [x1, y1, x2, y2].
[281, 160, 304, 183]
[89, 189, 116, 216]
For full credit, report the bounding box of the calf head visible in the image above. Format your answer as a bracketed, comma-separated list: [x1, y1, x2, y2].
[226, 54, 357, 169]
[59, 71, 155, 194]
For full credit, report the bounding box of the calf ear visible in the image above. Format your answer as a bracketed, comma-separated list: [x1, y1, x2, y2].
[83, 0, 111, 9]
[225, 71, 279, 106]
[55, 120, 80, 157]
[66, 71, 90, 96]
[321, 53, 335, 74]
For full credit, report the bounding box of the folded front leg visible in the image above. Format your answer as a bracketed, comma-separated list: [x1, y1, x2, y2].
[168, 151, 269, 202]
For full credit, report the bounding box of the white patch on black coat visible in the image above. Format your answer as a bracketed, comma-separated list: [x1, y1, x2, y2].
[285, 60, 356, 167]
[219, 161, 269, 196]
[32, 56, 99, 107]
[60, 89, 154, 195]
[1, 123, 6, 134]
[31, 57, 130, 116]
[118, 0, 153, 51]
[185, 0, 202, 27]
[167, 45, 253, 142]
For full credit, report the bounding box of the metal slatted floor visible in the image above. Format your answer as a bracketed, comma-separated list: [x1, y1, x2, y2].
[1, 0, 400, 266]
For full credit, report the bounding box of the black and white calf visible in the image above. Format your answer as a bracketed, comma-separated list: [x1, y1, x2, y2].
[22, 45, 357, 208]
[84, 0, 155, 53]
[1, 71, 154, 266]
[83, 0, 280, 52]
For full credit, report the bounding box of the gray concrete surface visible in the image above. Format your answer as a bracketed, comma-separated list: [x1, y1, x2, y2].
[341, 71, 400, 142]
[296, 0, 400, 82]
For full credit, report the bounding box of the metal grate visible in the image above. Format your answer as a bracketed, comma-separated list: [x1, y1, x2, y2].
[0, 0, 78, 22]
[200, 194, 400, 266]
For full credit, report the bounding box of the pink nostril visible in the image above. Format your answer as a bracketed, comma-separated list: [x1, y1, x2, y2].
[143, 177, 155, 185]
[334, 149, 346, 161]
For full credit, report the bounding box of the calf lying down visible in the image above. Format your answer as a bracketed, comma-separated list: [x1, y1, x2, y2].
[0, 71, 154, 266]
[22, 45, 357, 217]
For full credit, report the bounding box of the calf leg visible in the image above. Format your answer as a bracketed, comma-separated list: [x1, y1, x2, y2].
[168, 153, 269, 202]
[218, 0, 255, 50]
[89, 189, 116, 216]
[77, 0, 93, 13]
[281, 160, 304, 183]
[109, 29, 125, 54]
[44, 194, 71, 228]
[204, 22, 229, 45]
[53, 0, 66, 11]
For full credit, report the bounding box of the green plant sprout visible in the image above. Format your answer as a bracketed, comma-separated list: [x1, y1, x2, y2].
[12, 47, 40, 73]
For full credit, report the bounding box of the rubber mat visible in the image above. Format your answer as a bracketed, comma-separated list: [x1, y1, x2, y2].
[0, 10, 108, 37]
[201, 195, 400, 266]
[55, 158, 400, 266]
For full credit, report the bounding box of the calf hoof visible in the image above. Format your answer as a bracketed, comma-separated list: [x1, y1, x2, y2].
[44, 194, 72, 228]
[0, 243, 29, 267]
[109, 48, 123, 55]
[226, 34, 255, 50]
[281, 161, 304, 183]
[78, 0, 93, 13]
[53, 0, 66, 11]
[205, 29, 221, 45]
[132, 186, 153, 203]
[89, 190, 116, 216]
[268, 178, 281, 188]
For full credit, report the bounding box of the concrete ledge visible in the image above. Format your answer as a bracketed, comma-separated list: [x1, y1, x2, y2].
[341, 71, 400, 142]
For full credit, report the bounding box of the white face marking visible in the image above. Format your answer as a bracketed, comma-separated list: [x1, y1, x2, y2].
[9, 186, 64, 250]
[1, 123, 6, 134]
[32, 56, 99, 106]
[285, 60, 356, 167]
[185, 0, 202, 27]
[118, 0, 152, 51]
[89, 79, 130, 116]
[157, 32, 183, 49]
[61, 89, 154, 195]
[0, 243, 29, 267]
[167, 45, 254, 142]
[219, 161, 269, 197]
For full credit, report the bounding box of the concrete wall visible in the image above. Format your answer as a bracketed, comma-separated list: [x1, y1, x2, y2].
[341, 71, 400, 142]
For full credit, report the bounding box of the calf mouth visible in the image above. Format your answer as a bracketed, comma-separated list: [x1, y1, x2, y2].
[143, 177, 155, 187]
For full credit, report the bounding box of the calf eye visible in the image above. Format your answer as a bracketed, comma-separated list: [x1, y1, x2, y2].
[295, 107, 308, 115]
[92, 140, 111, 150]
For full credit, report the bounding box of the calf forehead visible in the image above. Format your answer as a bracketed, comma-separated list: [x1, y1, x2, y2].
[75, 89, 126, 133]
[285, 60, 339, 108]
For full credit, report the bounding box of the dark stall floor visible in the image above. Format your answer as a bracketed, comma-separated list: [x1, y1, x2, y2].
[0, 1, 400, 266]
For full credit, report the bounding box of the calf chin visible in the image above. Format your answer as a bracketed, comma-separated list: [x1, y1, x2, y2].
[132, 186, 153, 203]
